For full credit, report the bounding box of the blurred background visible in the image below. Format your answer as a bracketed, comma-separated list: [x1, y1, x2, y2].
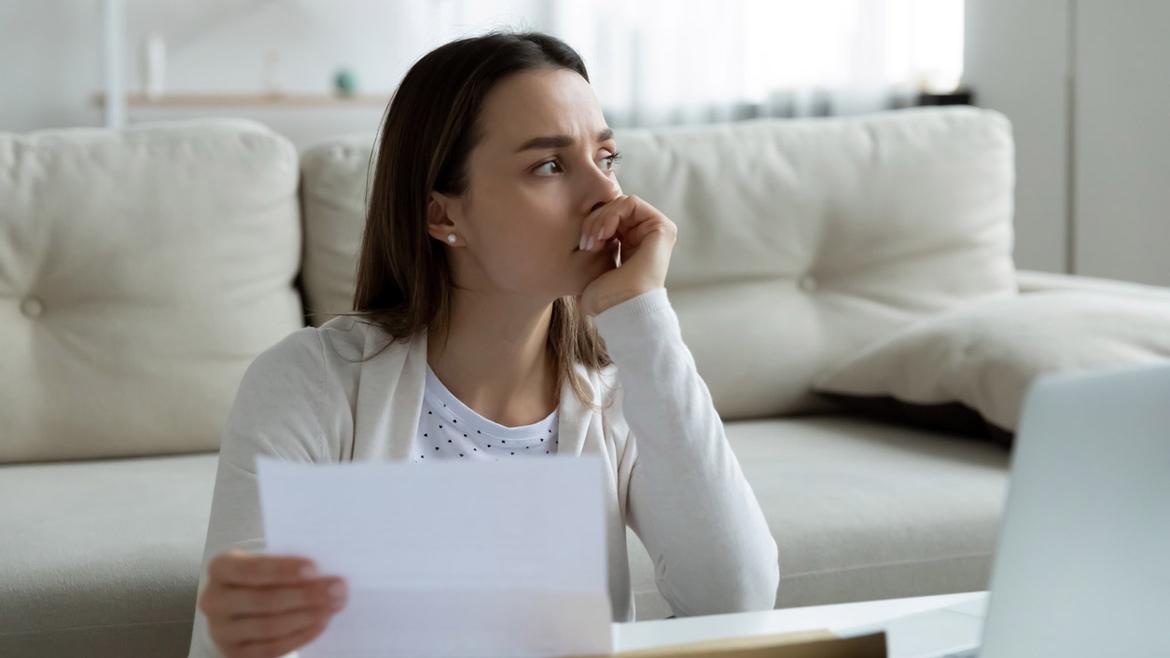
[1, 0, 1166, 285]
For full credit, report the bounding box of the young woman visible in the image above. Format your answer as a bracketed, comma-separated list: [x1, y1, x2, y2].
[189, 31, 778, 658]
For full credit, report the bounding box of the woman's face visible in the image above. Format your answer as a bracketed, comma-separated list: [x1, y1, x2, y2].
[429, 67, 623, 301]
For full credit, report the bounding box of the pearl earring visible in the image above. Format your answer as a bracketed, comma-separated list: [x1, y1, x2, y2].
[446, 234, 456, 244]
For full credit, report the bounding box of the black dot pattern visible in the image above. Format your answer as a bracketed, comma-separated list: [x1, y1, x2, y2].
[410, 364, 561, 464]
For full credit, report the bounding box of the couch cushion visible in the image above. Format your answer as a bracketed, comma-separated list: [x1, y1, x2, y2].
[0, 453, 219, 656]
[628, 415, 1009, 619]
[299, 138, 371, 327]
[813, 291, 1170, 437]
[0, 419, 1006, 656]
[299, 107, 1017, 419]
[0, 119, 304, 463]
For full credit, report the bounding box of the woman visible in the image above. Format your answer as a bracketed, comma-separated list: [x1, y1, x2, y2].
[189, 30, 778, 658]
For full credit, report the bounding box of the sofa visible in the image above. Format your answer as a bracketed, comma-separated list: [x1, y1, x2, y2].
[3, 106, 1166, 657]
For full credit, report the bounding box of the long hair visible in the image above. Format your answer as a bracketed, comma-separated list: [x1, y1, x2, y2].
[336, 30, 613, 411]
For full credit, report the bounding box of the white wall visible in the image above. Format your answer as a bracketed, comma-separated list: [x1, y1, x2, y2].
[0, 1, 106, 132]
[0, 0, 544, 139]
[962, 0, 1072, 274]
[965, 0, 1170, 285]
[1074, 0, 1170, 286]
[123, 0, 541, 95]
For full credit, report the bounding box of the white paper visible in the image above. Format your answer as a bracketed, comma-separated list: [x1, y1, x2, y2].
[256, 454, 614, 658]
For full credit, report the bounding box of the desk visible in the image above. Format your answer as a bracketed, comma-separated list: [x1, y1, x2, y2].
[614, 592, 988, 657]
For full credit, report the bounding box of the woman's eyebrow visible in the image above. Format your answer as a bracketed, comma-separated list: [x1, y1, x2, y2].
[513, 128, 614, 153]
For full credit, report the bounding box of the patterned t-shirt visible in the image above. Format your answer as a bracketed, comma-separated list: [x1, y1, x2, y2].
[410, 363, 559, 462]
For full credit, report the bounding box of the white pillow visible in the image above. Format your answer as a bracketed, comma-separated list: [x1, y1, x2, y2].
[0, 120, 303, 463]
[813, 291, 1170, 435]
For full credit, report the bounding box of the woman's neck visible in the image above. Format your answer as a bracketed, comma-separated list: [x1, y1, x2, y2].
[425, 293, 559, 428]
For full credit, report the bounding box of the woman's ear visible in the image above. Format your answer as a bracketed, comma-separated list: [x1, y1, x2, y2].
[426, 192, 459, 244]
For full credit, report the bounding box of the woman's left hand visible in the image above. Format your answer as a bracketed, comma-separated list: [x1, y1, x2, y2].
[576, 194, 678, 317]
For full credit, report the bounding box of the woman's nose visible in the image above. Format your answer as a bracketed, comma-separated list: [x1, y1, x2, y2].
[589, 184, 622, 215]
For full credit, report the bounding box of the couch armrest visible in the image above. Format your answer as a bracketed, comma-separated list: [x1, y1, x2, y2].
[1016, 269, 1170, 302]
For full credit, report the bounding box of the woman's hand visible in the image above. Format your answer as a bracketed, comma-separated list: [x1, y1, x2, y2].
[198, 549, 347, 658]
[576, 194, 678, 317]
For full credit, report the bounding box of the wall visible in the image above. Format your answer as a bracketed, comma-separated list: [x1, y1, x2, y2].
[0, 1, 106, 132]
[1074, 0, 1170, 286]
[962, 0, 1072, 275]
[0, 0, 543, 141]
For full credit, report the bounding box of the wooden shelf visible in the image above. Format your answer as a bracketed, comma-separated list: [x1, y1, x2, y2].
[92, 92, 391, 108]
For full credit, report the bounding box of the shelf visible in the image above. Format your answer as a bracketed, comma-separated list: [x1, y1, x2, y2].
[91, 92, 391, 108]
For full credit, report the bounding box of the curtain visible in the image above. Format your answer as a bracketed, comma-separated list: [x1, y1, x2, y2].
[537, 0, 965, 127]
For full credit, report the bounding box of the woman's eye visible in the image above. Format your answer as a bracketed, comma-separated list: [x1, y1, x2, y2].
[534, 159, 564, 176]
[533, 151, 622, 177]
[603, 151, 623, 172]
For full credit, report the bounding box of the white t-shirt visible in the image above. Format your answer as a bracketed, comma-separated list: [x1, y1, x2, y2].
[411, 363, 559, 462]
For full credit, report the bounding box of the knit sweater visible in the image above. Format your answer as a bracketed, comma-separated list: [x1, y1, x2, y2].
[188, 287, 779, 658]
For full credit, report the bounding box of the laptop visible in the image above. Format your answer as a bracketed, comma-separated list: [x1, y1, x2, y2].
[879, 363, 1170, 658]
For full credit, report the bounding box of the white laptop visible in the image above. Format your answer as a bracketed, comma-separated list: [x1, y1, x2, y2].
[880, 363, 1170, 658]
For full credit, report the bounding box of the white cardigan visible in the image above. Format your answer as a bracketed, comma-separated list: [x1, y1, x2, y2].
[188, 287, 779, 658]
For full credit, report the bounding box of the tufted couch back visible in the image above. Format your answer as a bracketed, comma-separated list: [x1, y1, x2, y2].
[301, 107, 1018, 418]
[0, 120, 304, 463]
[0, 107, 1016, 463]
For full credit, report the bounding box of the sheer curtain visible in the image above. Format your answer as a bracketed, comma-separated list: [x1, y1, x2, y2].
[539, 0, 965, 127]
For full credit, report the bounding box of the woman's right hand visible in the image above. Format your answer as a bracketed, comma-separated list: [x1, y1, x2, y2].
[198, 549, 348, 658]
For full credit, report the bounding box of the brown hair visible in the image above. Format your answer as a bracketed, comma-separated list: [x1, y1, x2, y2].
[336, 30, 613, 412]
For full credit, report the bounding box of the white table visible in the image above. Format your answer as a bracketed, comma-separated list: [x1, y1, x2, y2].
[613, 591, 989, 658]
[285, 591, 988, 657]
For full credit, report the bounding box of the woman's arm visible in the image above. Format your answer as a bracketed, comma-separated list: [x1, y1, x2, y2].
[592, 287, 780, 618]
[189, 329, 333, 658]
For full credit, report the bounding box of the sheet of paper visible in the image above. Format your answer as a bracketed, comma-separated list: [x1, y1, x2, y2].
[256, 454, 614, 658]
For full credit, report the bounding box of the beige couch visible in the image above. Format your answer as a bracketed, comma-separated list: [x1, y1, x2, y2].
[3, 107, 1162, 657]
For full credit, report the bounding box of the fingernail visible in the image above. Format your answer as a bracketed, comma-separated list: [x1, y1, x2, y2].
[300, 564, 317, 579]
[329, 581, 347, 599]
[586, 236, 595, 251]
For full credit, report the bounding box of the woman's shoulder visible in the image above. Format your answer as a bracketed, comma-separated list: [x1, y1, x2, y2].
[245, 315, 384, 383]
[316, 314, 374, 362]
